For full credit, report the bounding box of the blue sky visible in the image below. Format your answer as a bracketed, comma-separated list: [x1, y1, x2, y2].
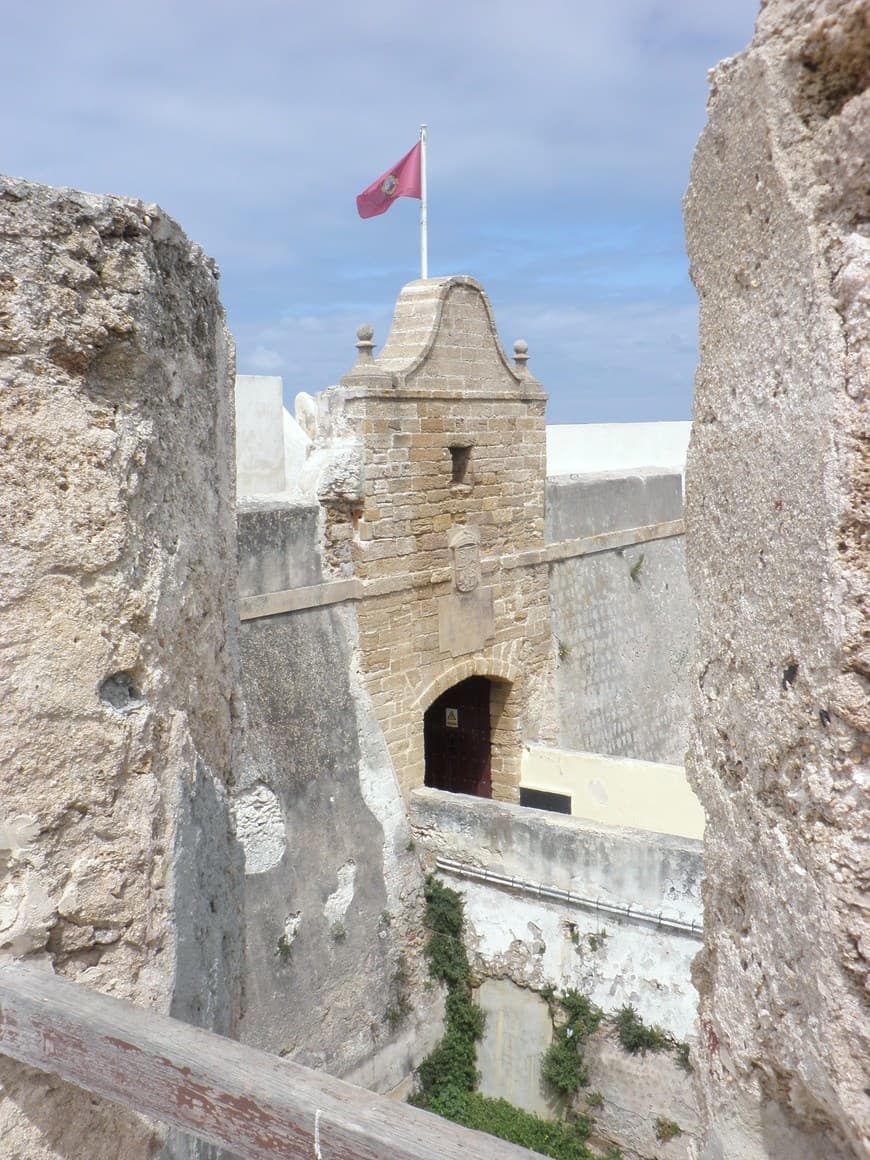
[3, 1, 759, 422]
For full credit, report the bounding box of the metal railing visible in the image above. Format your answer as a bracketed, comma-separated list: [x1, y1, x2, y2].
[435, 856, 703, 940]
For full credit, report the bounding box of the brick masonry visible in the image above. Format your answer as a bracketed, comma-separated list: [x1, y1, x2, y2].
[312, 277, 554, 800]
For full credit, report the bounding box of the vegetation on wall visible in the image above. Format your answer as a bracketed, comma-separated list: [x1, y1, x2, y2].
[541, 990, 603, 1098]
[435, 1094, 607, 1160]
[384, 956, 412, 1031]
[613, 1004, 692, 1073]
[410, 875, 620, 1160]
[654, 1116, 682, 1143]
[412, 875, 485, 1105]
[674, 1041, 693, 1072]
[613, 1004, 668, 1055]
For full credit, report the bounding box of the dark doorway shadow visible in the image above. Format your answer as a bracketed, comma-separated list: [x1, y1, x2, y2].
[424, 676, 492, 798]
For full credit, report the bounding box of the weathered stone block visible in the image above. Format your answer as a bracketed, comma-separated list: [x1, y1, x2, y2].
[0, 176, 243, 1158]
[684, 3, 869, 1156]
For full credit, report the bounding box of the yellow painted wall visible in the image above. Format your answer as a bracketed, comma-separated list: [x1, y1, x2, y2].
[520, 746, 705, 840]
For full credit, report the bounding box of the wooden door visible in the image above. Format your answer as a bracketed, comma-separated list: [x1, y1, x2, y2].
[424, 676, 492, 798]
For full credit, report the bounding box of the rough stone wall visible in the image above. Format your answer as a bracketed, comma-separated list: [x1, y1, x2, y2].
[547, 470, 691, 763]
[311, 276, 553, 800]
[410, 790, 703, 1158]
[233, 502, 438, 1087]
[684, 3, 869, 1156]
[0, 177, 243, 1157]
[410, 788, 702, 1040]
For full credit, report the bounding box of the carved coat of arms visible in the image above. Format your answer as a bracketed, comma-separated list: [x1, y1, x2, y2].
[448, 526, 481, 593]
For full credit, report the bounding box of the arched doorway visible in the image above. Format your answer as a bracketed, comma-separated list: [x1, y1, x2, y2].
[424, 676, 492, 798]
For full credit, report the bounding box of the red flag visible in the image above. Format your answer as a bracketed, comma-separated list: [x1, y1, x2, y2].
[356, 142, 422, 219]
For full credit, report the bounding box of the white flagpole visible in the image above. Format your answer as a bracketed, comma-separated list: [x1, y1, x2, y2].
[420, 124, 428, 279]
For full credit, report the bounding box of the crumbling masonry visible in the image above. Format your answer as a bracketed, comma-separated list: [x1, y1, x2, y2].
[685, 0, 869, 1155]
[0, 178, 244, 1158]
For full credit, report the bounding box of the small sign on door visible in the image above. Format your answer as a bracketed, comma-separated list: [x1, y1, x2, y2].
[445, 707, 459, 728]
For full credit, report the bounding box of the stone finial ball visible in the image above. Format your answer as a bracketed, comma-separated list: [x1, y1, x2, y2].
[357, 324, 374, 342]
[513, 339, 529, 355]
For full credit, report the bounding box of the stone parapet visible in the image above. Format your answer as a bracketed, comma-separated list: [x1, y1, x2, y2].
[684, 2, 869, 1155]
[409, 787, 703, 923]
[0, 175, 243, 1158]
[545, 468, 683, 542]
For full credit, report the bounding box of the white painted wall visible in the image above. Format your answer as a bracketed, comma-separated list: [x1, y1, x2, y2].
[235, 375, 287, 496]
[521, 746, 704, 840]
[460, 875, 699, 1042]
[411, 790, 703, 1043]
[234, 375, 312, 497]
[546, 421, 692, 477]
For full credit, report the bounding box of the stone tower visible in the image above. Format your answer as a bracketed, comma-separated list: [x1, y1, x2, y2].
[309, 275, 553, 800]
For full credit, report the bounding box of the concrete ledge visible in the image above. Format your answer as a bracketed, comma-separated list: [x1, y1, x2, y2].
[238, 518, 684, 619]
[338, 386, 546, 402]
[239, 577, 360, 621]
[409, 787, 702, 923]
[505, 518, 685, 570]
[545, 469, 684, 542]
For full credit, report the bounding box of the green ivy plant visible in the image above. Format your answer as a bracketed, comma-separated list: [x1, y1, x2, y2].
[541, 990, 603, 1099]
[413, 876, 482, 1102]
[410, 876, 618, 1160]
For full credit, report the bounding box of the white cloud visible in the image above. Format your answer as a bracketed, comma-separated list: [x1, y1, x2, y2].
[247, 345, 284, 373]
[1, 0, 759, 422]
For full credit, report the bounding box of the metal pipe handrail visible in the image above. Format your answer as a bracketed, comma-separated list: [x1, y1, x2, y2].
[435, 856, 703, 940]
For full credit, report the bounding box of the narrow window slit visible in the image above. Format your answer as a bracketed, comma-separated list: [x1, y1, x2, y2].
[449, 445, 471, 486]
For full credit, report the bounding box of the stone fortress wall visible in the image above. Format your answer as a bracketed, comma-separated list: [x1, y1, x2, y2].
[0, 177, 244, 1159]
[548, 469, 690, 764]
[230, 279, 699, 1157]
[684, 0, 869, 1156]
[234, 498, 438, 1090]
[5, 3, 865, 1151]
